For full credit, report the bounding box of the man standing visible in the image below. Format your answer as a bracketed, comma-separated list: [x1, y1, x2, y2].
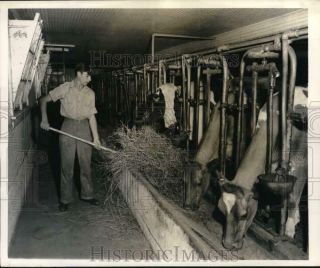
[40, 63, 100, 212]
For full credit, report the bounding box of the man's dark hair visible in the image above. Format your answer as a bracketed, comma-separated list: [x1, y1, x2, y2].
[75, 63, 91, 75]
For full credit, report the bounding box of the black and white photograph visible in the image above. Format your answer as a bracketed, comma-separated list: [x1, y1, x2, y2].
[0, 1, 320, 266]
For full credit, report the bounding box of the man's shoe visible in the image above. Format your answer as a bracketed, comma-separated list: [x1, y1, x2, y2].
[80, 198, 100, 206]
[59, 202, 69, 212]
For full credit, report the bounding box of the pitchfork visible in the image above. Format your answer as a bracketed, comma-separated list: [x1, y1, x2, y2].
[48, 127, 117, 154]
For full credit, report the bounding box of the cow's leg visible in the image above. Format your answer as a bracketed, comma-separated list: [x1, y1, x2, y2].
[285, 176, 306, 238]
[285, 106, 307, 238]
[285, 157, 307, 238]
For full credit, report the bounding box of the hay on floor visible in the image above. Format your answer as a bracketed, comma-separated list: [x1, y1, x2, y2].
[100, 125, 188, 205]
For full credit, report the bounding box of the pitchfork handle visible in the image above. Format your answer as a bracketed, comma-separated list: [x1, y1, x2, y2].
[49, 127, 116, 154]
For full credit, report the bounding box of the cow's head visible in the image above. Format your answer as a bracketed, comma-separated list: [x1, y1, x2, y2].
[184, 161, 211, 209]
[218, 182, 258, 250]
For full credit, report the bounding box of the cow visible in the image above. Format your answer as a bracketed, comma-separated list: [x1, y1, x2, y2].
[154, 83, 181, 128]
[217, 86, 307, 250]
[184, 90, 238, 209]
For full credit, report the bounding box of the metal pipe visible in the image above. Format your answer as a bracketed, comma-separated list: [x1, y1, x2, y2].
[246, 61, 281, 73]
[156, 28, 307, 64]
[138, 74, 142, 104]
[236, 44, 282, 167]
[186, 62, 191, 152]
[196, 55, 221, 133]
[152, 72, 156, 112]
[205, 67, 211, 130]
[219, 55, 229, 177]
[281, 36, 289, 170]
[247, 51, 279, 59]
[235, 51, 249, 167]
[266, 69, 276, 173]
[115, 77, 118, 115]
[251, 70, 258, 136]
[168, 64, 181, 69]
[131, 30, 307, 75]
[286, 46, 297, 165]
[146, 72, 150, 104]
[45, 43, 75, 48]
[159, 60, 167, 86]
[158, 61, 162, 86]
[143, 64, 147, 104]
[198, 57, 221, 66]
[280, 44, 297, 238]
[219, 29, 307, 53]
[134, 73, 138, 122]
[151, 33, 215, 63]
[182, 56, 187, 131]
[193, 64, 201, 147]
[125, 74, 130, 122]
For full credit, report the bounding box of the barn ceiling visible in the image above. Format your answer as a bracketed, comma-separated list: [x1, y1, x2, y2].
[9, 8, 299, 65]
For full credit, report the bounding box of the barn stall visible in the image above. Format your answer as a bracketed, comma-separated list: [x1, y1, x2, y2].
[6, 8, 308, 261]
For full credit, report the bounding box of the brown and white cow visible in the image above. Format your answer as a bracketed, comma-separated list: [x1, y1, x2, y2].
[218, 86, 307, 249]
[184, 91, 238, 209]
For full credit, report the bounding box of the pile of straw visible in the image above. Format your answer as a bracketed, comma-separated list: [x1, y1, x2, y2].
[102, 125, 188, 205]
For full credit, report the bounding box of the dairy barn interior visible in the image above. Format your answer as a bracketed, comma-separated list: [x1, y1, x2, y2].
[5, 8, 308, 261]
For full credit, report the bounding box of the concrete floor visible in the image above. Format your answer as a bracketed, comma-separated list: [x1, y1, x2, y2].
[9, 145, 152, 260]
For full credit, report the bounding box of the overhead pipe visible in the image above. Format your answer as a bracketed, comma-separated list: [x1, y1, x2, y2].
[129, 29, 307, 76]
[151, 33, 215, 64]
[160, 28, 307, 64]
